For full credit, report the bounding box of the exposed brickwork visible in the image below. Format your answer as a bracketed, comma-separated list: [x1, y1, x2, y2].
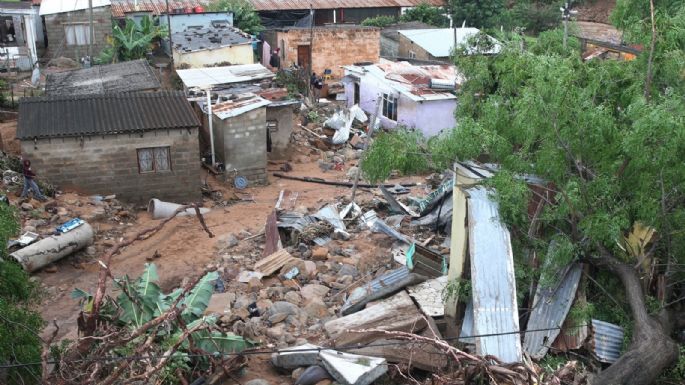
[21, 128, 201, 204]
[263, 26, 380, 78]
[398, 33, 443, 62]
[44, 6, 112, 61]
[212, 108, 267, 185]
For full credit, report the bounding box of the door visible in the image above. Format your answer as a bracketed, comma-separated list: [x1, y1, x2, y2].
[297, 45, 310, 70]
[354, 82, 360, 105]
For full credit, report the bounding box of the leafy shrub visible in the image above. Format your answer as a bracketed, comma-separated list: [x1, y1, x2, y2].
[361, 15, 397, 28]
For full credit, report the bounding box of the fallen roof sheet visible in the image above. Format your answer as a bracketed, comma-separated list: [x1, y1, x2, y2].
[17, 91, 200, 139]
[211, 95, 271, 119]
[248, 0, 445, 11]
[467, 186, 522, 363]
[110, 0, 209, 17]
[45, 60, 160, 96]
[176, 64, 274, 89]
[523, 263, 583, 359]
[40, 0, 111, 15]
[589, 319, 624, 363]
[398, 28, 501, 57]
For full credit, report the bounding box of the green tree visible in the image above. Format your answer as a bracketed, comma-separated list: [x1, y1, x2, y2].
[0, 204, 43, 384]
[361, 15, 397, 28]
[400, 3, 450, 27]
[448, 0, 504, 28]
[206, 0, 264, 35]
[498, 1, 562, 34]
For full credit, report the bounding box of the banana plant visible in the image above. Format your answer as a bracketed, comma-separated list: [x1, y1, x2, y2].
[107, 16, 168, 62]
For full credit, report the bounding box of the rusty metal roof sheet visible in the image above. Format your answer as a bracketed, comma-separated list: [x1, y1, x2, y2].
[467, 186, 522, 363]
[110, 0, 209, 18]
[589, 319, 624, 363]
[212, 95, 270, 119]
[523, 263, 583, 359]
[249, 0, 445, 11]
[17, 91, 199, 139]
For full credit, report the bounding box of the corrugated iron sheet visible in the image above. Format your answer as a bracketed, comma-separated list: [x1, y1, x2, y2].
[45, 60, 160, 96]
[523, 263, 583, 359]
[590, 319, 624, 363]
[249, 0, 445, 11]
[459, 299, 475, 344]
[111, 0, 209, 18]
[341, 266, 425, 315]
[467, 187, 522, 363]
[17, 91, 199, 140]
[176, 64, 274, 89]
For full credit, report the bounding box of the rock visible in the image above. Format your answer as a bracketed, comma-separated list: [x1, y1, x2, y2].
[332, 155, 344, 164]
[337, 264, 358, 277]
[268, 313, 289, 325]
[346, 166, 359, 179]
[311, 247, 328, 261]
[44, 265, 58, 273]
[248, 277, 263, 292]
[22, 226, 36, 233]
[284, 291, 303, 305]
[302, 250, 313, 259]
[216, 233, 239, 249]
[319, 274, 337, 285]
[337, 275, 354, 285]
[285, 333, 297, 344]
[266, 324, 286, 340]
[300, 284, 330, 302]
[256, 299, 273, 314]
[267, 301, 299, 317]
[344, 148, 358, 161]
[27, 219, 47, 228]
[20, 202, 34, 211]
[292, 367, 306, 381]
[245, 379, 272, 385]
[85, 246, 97, 257]
[205, 292, 235, 315]
[234, 294, 255, 309]
[332, 229, 351, 241]
[303, 261, 318, 278]
[303, 299, 330, 319]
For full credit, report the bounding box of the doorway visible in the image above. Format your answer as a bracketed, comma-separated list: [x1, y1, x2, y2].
[353, 82, 360, 105]
[297, 45, 310, 70]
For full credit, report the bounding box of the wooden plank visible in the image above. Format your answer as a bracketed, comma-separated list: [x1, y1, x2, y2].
[348, 329, 448, 371]
[262, 210, 280, 257]
[254, 249, 296, 276]
[324, 291, 426, 346]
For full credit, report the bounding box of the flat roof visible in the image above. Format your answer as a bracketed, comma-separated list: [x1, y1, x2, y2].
[45, 59, 160, 96]
[176, 64, 274, 89]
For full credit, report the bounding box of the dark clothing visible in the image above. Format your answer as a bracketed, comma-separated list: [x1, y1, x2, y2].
[22, 159, 36, 179]
[269, 53, 280, 69]
[314, 77, 323, 90]
[310, 74, 317, 86]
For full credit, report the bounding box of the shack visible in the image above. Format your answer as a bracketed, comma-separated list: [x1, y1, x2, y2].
[0, 1, 42, 71]
[39, 0, 112, 61]
[17, 91, 201, 203]
[342, 59, 461, 137]
[261, 25, 380, 78]
[45, 59, 160, 95]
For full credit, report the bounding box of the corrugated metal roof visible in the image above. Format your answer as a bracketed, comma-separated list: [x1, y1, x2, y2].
[467, 186, 522, 363]
[40, 0, 111, 16]
[17, 91, 200, 140]
[176, 64, 274, 89]
[45, 60, 160, 96]
[212, 95, 270, 119]
[590, 319, 624, 363]
[398, 28, 501, 57]
[249, 0, 445, 11]
[523, 263, 583, 359]
[111, 0, 208, 17]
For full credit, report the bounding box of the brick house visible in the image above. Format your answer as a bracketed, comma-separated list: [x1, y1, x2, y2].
[17, 91, 202, 203]
[39, 0, 112, 61]
[262, 25, 380, 78]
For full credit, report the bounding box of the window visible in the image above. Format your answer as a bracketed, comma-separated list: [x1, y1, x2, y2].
[137, 147, 171, 173]
[64, 23, 91, 46]
[409, 50, 416, 59]
[266, 120, 278, 132]
[382, 93, 397, 121]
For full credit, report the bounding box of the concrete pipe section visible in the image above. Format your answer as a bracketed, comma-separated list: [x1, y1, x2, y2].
[10, 223, 94, 273]
[147, 198, 210, 220]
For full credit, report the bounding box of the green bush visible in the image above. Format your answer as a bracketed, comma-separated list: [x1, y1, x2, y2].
[0, 204, 43, 384]
[361, 128, 430, 183]
[361, 15, 397, 28]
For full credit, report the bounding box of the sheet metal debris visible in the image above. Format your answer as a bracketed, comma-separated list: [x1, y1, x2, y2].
[275, 190, 299, 211]
[589, 319, 624, 364]
[362, 210, 412, 244]
[407, 275, 449, 317]
[277, 211, 331, 245]
[341, 266, 425, 316]
[380, 185, 419, 217]
[467, 187, 522, 363]
[407, 243, 447, 277]
[523, 263, 583, 359]
[313, 205, 346, 231]
[459, 299, 475, 344]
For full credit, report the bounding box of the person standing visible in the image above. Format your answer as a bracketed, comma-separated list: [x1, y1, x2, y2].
[21, 159, 47, 201]
[269, 48, 281, 70]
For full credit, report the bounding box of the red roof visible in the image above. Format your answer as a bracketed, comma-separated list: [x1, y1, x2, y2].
[249, 0, 446, 11]
[110, 0, 209, 18]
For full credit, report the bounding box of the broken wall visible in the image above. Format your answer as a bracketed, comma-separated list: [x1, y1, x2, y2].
[214, 107, 267, 184]
[22, 128, 201, 203]
[44, 6, 111, 61]
[266, 26, 380, 78]
[266, 105, 294, 160]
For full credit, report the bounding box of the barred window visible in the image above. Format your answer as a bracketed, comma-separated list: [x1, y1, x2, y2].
[382, 93, 397, 121]
[137, 147, 171, 173]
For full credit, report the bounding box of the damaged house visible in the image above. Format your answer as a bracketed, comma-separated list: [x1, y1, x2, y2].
[171, 22, 255, 68]
[343, 59, 461, 137]
[0, 1, 43, 71]
[17, 91, 201, 203]
[397, 27, 501, 63]
[44, 59, 161, 95]
[262, 25, 380, 78]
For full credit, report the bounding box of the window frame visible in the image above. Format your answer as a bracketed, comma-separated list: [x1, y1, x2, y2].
[381, 93, 398, 121]
[137, 146, 172, 174]
[63, 22, 91, 47]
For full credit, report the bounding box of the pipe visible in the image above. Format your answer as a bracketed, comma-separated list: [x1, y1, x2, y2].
[10, 223, 94, 273]
[272, 173, 418, 188]
[147, 198, 210, 219]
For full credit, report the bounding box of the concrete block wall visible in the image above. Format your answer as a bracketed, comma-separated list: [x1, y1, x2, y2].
[275, 27, 380, 78]
[21, 128, 201, 204]
[44, 6, 111, 60]
[266, 105, 294, 160]
[215, 108, 267, 185]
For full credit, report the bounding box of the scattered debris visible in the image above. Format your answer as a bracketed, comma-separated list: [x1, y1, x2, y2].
[10, 222, 94, 272]
[148, 198, 210, 219]
[320, 350, 387, 385]
[254, 249, 298, 276]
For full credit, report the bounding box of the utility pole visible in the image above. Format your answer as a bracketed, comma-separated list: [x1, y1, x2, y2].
[88, 0, 94, 60]
[308, 5, 314, 98]
[166, 0, 173, 66]
[560, 2, 577, 49]
[206, 89, 216, 167]
[350, 96, 382, 203]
